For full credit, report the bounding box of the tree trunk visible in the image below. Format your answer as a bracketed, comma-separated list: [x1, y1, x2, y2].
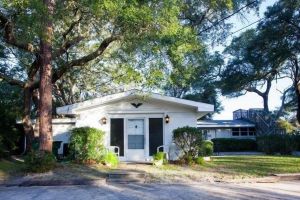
[39, 0, 55, 152]
[22, 85, 35, 152]
[262, 94, 269, 113]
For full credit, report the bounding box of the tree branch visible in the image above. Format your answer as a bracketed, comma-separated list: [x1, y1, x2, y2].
[62, 11, 82, 39]
[0, 72, 25, 87]
[245, 87, 264, 97]
[52, 36, 119, 82]
[53, 36, 84, 59]
[0, 12, 36, 53]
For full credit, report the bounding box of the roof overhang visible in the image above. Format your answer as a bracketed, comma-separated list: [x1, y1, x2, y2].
[56, 90, 214, 115]
[197, 120, 255, 128]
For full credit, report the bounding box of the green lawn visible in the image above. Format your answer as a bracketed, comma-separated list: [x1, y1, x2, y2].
[204, 156, 300, 176]
[0, 159, 24, 181]
[0, 156, 299, 183]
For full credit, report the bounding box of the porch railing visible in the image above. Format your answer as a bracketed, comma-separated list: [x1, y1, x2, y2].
[108, 146, 120, 157]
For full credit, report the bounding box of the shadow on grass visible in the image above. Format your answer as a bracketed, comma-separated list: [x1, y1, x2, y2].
[0, 158, 25, 182]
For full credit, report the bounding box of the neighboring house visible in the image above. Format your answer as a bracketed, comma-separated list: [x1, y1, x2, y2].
[52, 90, 214, 162]
[197, 119, 256, 140]
[198, 108, 286, 139]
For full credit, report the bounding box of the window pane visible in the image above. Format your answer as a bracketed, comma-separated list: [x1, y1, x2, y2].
[241, 131, 248, 136]
[128, 135, 144, 149]
[232, 128, 239, 136]
[241, 128, 248, 132]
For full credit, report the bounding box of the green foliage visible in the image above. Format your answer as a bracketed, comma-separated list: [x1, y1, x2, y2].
[220, 0, 300, 117]
[153, 152, 165, 161]
[256, 134, 298, 155]
[0, 82, 23, 155]
[69, 127, 105, 163]
[102, 151, 119, 168]
[153, 152, 168, 165]
[195, 156, 205, 165]
[173, 126, 203, 160]
[24, 151, 56, 173]
[212, 138, 257, 152]
[277, 120, 297, 134]
[186, 155, 195, 166]
[199, 140, 214, 156]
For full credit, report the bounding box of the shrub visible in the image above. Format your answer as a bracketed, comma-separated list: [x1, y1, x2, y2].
[277, 120, 296, 134]
[24, 151, 56, 173]
[212, 138, 257, 152]
[199, 140, 214, 156]
[69, 127, 105, 163]
[256, 134, 297, 155]
[153, 152, 167, 165]
[186, 155, 194, 166]
[173, 126, 203, 161]
[195, 157, 205, 165]
[102, 151, 119, 167]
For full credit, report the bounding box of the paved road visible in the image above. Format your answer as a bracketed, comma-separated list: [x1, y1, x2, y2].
[1, 181, 300, 200]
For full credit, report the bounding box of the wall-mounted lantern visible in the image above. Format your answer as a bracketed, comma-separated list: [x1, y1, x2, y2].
[100, 117, 107, 125]
[165, 115, 170, 124]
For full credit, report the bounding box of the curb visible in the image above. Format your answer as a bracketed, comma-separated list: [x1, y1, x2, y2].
[5, 178, 106, 187]
[214, 174, 300, 184]
[2, 174, 300, 187]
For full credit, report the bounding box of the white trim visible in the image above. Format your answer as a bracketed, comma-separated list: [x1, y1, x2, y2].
[125, 118, 146, 161]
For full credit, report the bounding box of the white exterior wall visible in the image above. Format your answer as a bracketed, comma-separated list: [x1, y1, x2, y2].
[52, 122, 75, 154]
[205, 128, 256, 140]
[64, 98, 198, 161]
[206, 129, 232, 140]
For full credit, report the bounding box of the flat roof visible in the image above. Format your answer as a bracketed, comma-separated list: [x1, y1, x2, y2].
[197, 120, 255, 128]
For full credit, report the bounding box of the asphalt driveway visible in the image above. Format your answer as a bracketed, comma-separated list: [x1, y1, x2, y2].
[1, 181, 300, 200]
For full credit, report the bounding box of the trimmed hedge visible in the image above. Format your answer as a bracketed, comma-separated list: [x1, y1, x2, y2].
[257, 134, 298, 155]
[69, 127, 105, 163]
[212, 138, 257, 152]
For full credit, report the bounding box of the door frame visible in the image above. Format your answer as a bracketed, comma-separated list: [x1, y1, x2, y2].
[108, 113, 165, 161]
[125, 117, 146, 161]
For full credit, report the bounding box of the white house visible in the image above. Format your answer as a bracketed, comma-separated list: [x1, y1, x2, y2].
[197, 120, 256, 140]
[53, 90, 214, 162]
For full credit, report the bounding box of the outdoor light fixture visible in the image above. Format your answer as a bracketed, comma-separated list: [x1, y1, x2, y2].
[100, 117, 107, 125]
[165, 115, 170, 123]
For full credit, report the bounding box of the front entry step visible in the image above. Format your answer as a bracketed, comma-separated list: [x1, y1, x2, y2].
[106, 171, 146, 184]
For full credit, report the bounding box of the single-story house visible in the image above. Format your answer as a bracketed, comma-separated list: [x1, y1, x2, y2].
[197, 119, 256, 140]
[53, 90, 214, 162]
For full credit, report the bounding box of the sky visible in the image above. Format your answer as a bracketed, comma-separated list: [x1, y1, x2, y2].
[212, 0, 292, 120]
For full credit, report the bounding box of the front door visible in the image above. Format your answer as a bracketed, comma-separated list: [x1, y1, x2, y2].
[126, 119, 145, 161]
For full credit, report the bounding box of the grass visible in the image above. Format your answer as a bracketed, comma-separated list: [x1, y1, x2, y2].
[0, 159, 24, 181]
[0, 155, 299, 183]
[204, 156, 300, 177]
